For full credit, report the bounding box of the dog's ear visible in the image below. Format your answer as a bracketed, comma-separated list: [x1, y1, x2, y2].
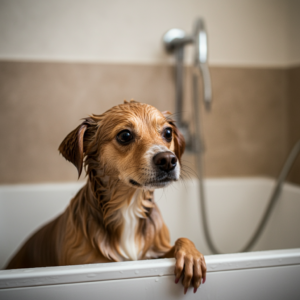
[123, 99, 138, 104]
[162, 111, 186, 161]
[172, 123, 186, 161]
[58, 118, 96, 178]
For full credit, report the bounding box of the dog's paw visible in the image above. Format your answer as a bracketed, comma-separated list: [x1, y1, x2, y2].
[173, 238, 206, 294]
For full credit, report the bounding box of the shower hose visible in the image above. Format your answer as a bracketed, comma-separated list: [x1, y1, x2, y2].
[193, 73, 300, 254]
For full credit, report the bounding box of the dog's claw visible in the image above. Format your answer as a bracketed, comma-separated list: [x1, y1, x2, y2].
[194, 287, 198, 293]
[184, 287, 188, 294]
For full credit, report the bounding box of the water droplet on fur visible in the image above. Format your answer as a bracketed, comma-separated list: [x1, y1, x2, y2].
[135, 270, 139, 274]
[87, 274, 96, 278]
[155, 278, 159, 282]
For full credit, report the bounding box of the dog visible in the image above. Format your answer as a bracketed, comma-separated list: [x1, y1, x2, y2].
[6, 101, 206, 294]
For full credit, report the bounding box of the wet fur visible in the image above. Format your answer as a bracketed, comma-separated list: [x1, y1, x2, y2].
[6, 101, 185, 268]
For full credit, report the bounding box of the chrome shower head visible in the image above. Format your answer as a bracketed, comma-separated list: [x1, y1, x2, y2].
[194, 18, 212, 111]
[163, 28, 193, 53]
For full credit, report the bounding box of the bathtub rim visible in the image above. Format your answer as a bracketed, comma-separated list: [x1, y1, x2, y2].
[1, 248, 300, 290]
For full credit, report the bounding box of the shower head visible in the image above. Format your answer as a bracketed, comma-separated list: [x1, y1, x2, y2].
[193, 18, 212, 111]
[163, 28, 193, 53]
[163, 18, 212, 112]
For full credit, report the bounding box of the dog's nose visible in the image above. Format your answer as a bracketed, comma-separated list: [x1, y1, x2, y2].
[153, 152, 177, 172]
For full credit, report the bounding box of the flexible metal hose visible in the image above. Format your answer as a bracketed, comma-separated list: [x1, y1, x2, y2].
[193, 72, 300, 254]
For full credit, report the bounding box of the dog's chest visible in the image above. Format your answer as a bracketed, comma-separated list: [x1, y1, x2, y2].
[119, 191, 143, 261]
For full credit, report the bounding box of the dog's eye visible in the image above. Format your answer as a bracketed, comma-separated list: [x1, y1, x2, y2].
[117, 130, 133, 145]
[163, 127, 172, 142]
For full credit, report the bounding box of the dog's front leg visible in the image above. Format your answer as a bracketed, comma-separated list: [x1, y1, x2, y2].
[162, 238, 206, 294]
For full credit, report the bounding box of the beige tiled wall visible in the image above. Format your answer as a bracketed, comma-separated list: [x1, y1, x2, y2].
[288, 67, 300, 184]
[0, 61, 299, 184]
[198, 67, 289, 179]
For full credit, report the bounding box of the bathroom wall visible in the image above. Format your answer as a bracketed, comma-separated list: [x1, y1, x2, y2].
[0, 0, 299, 184]
[288, 66, 300, 183]
[0, 0, 294, 66]
[287, 0, 300, 184]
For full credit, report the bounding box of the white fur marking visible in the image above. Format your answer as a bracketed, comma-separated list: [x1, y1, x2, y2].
[144, 145, 169, 164]
[119, 190, 143, 261]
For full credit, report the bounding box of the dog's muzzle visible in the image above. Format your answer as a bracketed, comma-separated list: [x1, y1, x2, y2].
[143, 151, 179, 187]
[129, 151, 180, 188]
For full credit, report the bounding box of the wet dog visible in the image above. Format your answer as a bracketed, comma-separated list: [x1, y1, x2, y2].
[6, 101, 206, 293]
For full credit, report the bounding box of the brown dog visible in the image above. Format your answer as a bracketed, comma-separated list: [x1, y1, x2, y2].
[6, 101, 206, 293]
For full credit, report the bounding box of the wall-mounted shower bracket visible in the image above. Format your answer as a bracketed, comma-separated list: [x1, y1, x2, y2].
[163, 18, 212, 152]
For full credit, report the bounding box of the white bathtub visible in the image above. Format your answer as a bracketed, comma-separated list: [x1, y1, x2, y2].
[1, 177, 300, 299]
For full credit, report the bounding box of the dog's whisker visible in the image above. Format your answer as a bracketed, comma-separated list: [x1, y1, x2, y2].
[181, 163, 199, 179]
[180, 170, 194, 181]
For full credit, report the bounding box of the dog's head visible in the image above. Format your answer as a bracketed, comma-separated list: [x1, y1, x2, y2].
[59, 101, 185, 189]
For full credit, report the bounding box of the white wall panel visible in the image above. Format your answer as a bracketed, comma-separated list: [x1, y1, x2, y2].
[0, 0, 299, 67]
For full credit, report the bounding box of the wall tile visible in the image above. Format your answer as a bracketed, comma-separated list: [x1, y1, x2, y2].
[288, 66, 300, 184]
[0, 61, 297, 184]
